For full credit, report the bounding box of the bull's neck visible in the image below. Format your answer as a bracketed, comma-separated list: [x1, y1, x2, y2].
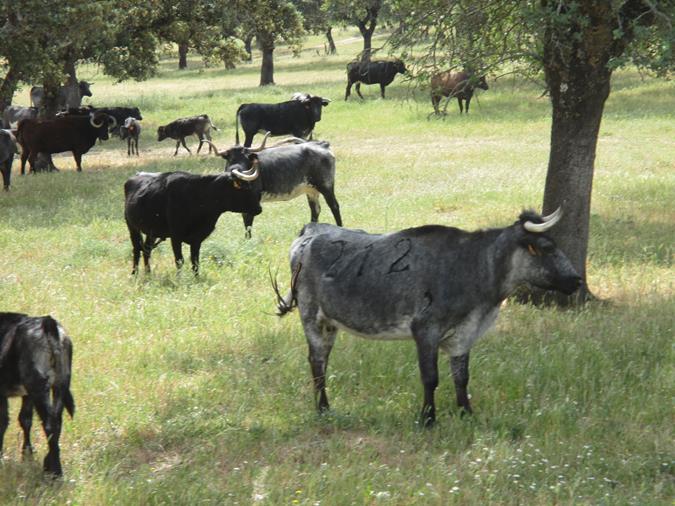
[479, 228, 519, 304]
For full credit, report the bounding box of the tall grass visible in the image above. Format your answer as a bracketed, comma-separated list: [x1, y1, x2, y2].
[0, 31, 673, 505]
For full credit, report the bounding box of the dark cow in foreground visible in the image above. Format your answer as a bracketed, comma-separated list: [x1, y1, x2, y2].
[273, 209, 581, 426]
[30, 81, 93, 109]
[120, 117, 141, 156]
[235, 94, 330, 148]
[124, 142, 265, 274]
[0, 313, 75, 477]
[345, 59, 407, 100]
[2, 106, 38, 128]
[16, 112, 115, 174]
[430, 71, 489, 115]
[0, 130, 18, 190]
[157, 115, 218, 155]
[208, 137, 341, 238]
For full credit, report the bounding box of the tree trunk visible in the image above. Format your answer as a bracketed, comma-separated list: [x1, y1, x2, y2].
[259, 40, 275, 86]
[359, 26, 374, 61]
[35, 79, 61, 172]
[325, 27, 336, 55]
[62, 58, 80, 108]
[357, 6, 379, 62]
[0, 67, 18, 113]
[178, 43, 188, 70]
[244, 35, 253, 62]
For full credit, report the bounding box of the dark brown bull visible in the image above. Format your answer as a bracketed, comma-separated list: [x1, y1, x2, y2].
[430, 71, 488, 115]
[16, 112, 114, 174]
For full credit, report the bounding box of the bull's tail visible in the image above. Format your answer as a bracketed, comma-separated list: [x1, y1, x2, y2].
[235, 105, 245, 145]
[205, 114, 218, 131]
[42, 316, 75, 418]
[270, 263, 302, 317]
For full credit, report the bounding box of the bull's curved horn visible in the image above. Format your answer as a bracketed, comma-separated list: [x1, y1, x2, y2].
[232, 163, 259, 181]
[248, 131, 271, 152]
[89, 112, 104, 128]
[204, 140, 227, 156]
[107, 114, 117, 129]
[524, 207, 563, 233]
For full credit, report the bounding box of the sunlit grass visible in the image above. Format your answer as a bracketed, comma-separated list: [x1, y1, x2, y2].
[0, 30, 673, 505]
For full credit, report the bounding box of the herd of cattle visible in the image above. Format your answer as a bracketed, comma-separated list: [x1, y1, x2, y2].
[0, 60, 582, 478]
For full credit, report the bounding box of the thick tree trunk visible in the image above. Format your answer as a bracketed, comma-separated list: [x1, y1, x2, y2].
[259, 41, 275, 86]
[0, 67, 18, 113]
[325, 27, 337, 55]
[178, 43, 188, 70]
[244, 35, 253, 62]
[357, 6, 379, 62]
[359, 27, 374, 61]
[62, 59, 81, 109]
[34, 79, 61, 172]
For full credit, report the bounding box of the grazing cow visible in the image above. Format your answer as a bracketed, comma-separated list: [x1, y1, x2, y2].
[30, 81, 93, 109]
[273, 209, 581, 426]
[157, 115, 218, 156]
[124, 139, 265, 274]
[208, 137, 341, 238]
[0, 130, 18, 190]
[2, 105, 38, 128]
[430, 71, 488, 115]
[120, 117, 141, 156]
[0, 313, 75, 477]
[345, 59, 407, 100]
[235, 94, 331, 148]
[16, 112, 115, 174]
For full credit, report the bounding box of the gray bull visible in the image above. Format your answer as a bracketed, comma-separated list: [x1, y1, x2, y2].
[274, 209, 581, 426]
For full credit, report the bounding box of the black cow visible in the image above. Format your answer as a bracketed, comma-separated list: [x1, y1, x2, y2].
[57, 106, 143, 136]
[16, 112, 114, 173]
[157, 115, 218, 155]
[235, 94, 330, 148]
[273, 209, 582, 426]
[2, 106, 38, 128]
[0, 313, 75, 477]
[124, 142, 265, 274]
[120, 117, 141, 156]
[0, 130, 18, 190]
[30, 81, 93, 109]
[345, 60, 407, 100]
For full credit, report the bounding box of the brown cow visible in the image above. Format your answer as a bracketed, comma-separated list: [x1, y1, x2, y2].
[430, 71, 488, 115]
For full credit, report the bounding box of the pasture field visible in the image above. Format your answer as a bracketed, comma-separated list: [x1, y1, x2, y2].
[0, 31, 673, 504]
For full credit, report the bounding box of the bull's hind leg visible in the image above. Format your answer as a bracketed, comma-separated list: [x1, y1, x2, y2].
[0, 396, 8, 454]
[73, 152, 83, 172]
[320, 188, 342, 226]
[380, 83, 386, 99]
[128, 228, 143, 274]
[307, 194, 321, 222]
[18, 396, 34, 455]
[142, 235, 158, 273]
[355, 82, 364, 99]
[171, 237, 184, 270]
[189, 242, 201, 274]
[345, 80, 353, 100]
[303, 318, 337, 413]
[450, 353, 472, 415]
[27, 378, 62, 476]
[413, 333, 440, 428]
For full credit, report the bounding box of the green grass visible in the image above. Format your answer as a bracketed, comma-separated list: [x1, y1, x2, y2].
[0, 31, 673, 505]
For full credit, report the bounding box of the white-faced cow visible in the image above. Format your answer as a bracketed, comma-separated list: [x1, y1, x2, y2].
[273, 209, 581, 426]
[235, 94, 330, 148]
[430, 71, 489, 115]
[0, 313, 75, 477]
[345, 59, 407, 100]
[124, 138, 267, 274]
[207, 137, 341, 238]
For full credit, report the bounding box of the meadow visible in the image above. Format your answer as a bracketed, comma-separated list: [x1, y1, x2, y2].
[0, 31, 673, 504]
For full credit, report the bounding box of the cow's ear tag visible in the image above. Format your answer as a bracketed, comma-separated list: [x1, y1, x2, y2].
[233, 180, 241, 189]
[527, 244, 539, 256]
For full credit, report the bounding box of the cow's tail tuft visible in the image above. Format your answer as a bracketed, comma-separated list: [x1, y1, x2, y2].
[270, 264, 301, 317]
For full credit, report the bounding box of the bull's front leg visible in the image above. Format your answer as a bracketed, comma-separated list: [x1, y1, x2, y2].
[170, 237, 184, 270]
[450, 353, 472, 415]
[0, 396, 8, 455]
[414, 335, 440, 428]
[242, 213, 255, 239]
[189, 242, 201, 275]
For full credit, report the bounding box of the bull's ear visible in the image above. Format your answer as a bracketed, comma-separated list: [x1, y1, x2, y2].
[220, 149, 231, 159]
[321, 99, 330, 106]
[248, 153, 258, 161]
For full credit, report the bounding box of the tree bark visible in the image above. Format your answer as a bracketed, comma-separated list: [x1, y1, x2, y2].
[62, 58, 81, 108]
[325, 27, 337, 55]
[259, 38, 275, 86]
[0, 67, 18, 113]
[178, 43, 188, 69]
[357, 5, 379, 62]
[34, 79, 61, 172]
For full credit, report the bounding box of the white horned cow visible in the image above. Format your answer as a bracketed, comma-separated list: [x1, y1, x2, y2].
[273, 209, 581, 426]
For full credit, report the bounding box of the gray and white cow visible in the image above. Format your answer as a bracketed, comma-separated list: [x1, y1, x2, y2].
[274, 209, 581, 426]
[209, 137, 341, 238]
[2, 105, 38, 129]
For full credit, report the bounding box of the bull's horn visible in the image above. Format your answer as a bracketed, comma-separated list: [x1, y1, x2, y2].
[204, 140, 227, 156]
[107, 115, 117, 129]
[248, 131, 271, 152]
[89, 112, 104, 128]
[524, 207, 563, 233]
[232, 163, 259, 181]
